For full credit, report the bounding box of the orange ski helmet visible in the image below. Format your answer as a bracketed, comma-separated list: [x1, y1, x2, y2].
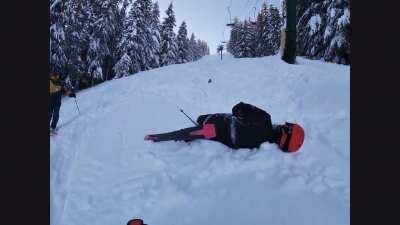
[127, 219, 147, 225]
[279, 122, 305, 152]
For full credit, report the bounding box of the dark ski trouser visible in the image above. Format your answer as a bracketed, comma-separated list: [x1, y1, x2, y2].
[50, 94, 62, 129]
[145, 124, 217, 142]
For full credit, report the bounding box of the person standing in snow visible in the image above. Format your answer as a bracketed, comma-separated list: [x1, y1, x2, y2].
[49, 72, 76, 134]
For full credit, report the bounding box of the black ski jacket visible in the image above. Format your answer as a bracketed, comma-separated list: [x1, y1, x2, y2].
[197, 102, 279, 149]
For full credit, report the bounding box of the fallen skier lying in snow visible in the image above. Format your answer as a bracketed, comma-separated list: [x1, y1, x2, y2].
[145, 102, 305, 152]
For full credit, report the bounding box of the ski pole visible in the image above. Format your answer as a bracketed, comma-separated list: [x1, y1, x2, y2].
[74, 98, 81, 114]
[179, 109, 199, 126]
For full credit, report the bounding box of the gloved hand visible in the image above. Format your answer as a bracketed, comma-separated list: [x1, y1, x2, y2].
[69, 93, 76, 98]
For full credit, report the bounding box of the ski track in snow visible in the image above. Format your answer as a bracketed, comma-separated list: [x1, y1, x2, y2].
[51, 54, 349, 225]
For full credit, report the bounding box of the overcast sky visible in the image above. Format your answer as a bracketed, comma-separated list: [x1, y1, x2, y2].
[156, 0, 282, 54]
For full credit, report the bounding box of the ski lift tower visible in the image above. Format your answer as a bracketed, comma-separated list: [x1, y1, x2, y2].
[281, 0, 297, 64]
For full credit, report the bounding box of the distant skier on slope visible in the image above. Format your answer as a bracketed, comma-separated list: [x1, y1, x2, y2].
[49, 72, 76, 135]
[145, 102, 305, 152]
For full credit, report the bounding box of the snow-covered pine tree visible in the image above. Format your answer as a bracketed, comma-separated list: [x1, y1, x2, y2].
[194, 39, 203, 60]
[50, 0, 67, 76]
[188, 33, 197, 61]
[229, 4, 281, 58]
[62, 0, 92, 89]
[85, 1, 108, 86]
[176, 21, 190, 64]
[254, 3, 273, 57]
[236, 20, 248, 58]
[150, 1, 161, 68]
[296, 0, 325, 60]
[204, 41, 210, 55]
[196, 40, 210, 58]
[50, 0, 211, 90]
[296, 0, 350, 65]
[113, 53, 132, 78]
[160, 3, 178, 66]
[227, 17, 241, 57]
[104, 0, 130, 81]
[268, 4, 283, 54]
[204, 42, 210, 55]
[98, 0, 127, 81]
[281, 0, 287, 25]
[87, 37, 104, 86]
[323, 0, 350, 64]
[61, 0, 115, 87]
[89, 0, 123, 82]
[243, 20, 256, 57]
[119, 0, 141, 75]
[129, 0, 155, 71]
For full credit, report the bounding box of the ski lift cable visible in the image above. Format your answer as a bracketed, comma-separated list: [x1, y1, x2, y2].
[249, 6, 256, 20]
[221, 0, 230, 44]
[240, 0, 253, 20]
[228, 0, 233, 10]
[226, 0, 233, 23]
[243, 0, 262, 21]
[229, 0, 252, 22]
[223, 0, 230, 38]
[223, 0, 236, 44]
[253, 0, 262, 19]
[226, 0, 231, 23]
[247, 0, 262, 21]
[253, 0, 262, 13]
[225, 0, 236, 27]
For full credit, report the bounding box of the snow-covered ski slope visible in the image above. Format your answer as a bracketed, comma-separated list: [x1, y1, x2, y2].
[51, 54, 349, 225]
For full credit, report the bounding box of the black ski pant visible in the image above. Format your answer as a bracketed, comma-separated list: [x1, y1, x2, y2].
[50, 93, 62, 129]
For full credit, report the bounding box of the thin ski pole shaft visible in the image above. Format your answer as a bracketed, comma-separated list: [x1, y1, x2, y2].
[180, 109, 198, 126]
[74, 98, 80, 114]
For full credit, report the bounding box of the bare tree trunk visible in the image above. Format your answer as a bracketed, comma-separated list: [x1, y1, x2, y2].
[281, 0, 297, 64]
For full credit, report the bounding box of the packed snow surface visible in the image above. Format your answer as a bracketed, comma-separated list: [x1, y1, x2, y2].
[51, 54, 349, 225]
